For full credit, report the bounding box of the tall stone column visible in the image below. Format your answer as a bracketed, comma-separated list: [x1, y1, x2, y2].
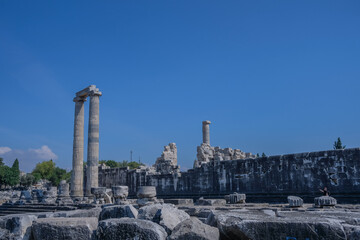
[202, 120, 211, 145]
[71, 97, 86, 198]
[86, 90, 102, 196]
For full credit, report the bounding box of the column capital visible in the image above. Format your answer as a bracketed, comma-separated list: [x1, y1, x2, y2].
[73, 96, 87, 103]
[202, 120, 211, 125]
[89, 90, 102, 97]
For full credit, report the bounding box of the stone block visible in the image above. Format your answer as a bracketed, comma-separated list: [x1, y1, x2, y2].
[288, 196, 303, 207]
[163, 199, 193, 205]
[138, 203, 190, 234]
[97, 218, 167, 240]
[3, 214, 38, 240]
[195, 198, 226, 206]
[314, 196, 337, 207]
[229, 193, 246, 204]
[99, 205, 138, 221]
[137, 186, 156, 199]
[32, 217, 98, 240]
[168, 217, 219, 240]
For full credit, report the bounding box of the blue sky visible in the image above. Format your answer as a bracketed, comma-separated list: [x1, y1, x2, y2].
[0, 1, 359, 172]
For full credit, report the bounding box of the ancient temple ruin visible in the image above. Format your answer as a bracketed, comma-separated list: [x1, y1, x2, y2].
[71, 85, 102, 198]
[194, 120, 255, 168]
[153, 143, 180, 174]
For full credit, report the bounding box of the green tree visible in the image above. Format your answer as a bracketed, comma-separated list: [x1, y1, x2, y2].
[9, 159, 20, 186]
[20, 174, 35, 187]
[31, 160, 71, 186]
[99, 160, 118, 168]
[262, 153, 267, 157]
[118, 160, 129, 168]
[256, 153, 260, 158]
[32, 160, 56, 182]
[0, 157, 4, 166]
[0, 165, 12, 187]
[333, 137, 346, 150]
[127, 161, 144, 169]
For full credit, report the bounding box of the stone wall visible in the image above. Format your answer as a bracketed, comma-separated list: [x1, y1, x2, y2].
[99, 148, 360, 203]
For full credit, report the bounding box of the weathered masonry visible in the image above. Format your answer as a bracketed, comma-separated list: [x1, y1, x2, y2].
[99, 148, 360, 203]
[71, 85, 102, 198]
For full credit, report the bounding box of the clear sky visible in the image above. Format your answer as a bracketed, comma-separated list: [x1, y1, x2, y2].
[0, 1, 359, 172]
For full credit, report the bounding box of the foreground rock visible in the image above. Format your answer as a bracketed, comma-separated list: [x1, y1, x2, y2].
[99, 205, 138, 221]
[169, 217, 219, 240]
[0, 213, 37, 240]
[32, 217, 98, 240]
[97, 217, 167, 240]
[138, 203, 190, 234]
[206, 209, 360, 240]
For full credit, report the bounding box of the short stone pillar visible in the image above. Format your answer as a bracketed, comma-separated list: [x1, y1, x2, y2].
[202, 120, 211, 145]
[287, 196, 303, 207]
[228, 193, 246, 204]
[56, 180, 73, 205]
[136, 186, 162, 206]
[42, 187, 57, 204]
[112, 186, 129, 205]
[91, 187, 107, 204]
[314, 196, 337, 208]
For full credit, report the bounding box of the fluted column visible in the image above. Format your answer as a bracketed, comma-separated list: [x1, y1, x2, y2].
[86, 90, 102, 196]
[202, 120, 211, 145]
[71, 97, 86, 198]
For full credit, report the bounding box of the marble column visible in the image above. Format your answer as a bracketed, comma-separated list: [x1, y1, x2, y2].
[86, 91, 102, 196]
[202, 120, 211, 145]
[70, 97, 86, 198]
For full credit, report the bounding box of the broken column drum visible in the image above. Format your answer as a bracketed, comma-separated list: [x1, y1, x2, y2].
[137, 186, 156, 199]
[202, 120, 211, 145]
[112, 186, 129, 204]
[91, 187, 106, 204]
[70, 85, 102, 198]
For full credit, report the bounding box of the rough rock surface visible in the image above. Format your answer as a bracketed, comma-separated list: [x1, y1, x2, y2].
[196, 198, 226, 206]
[169, 217, 219, 240]
[1, 214, 37, 240]
[0, 228, 14, 240]
[164, 199, 193, 205]
[97, 218, 167, 240]
[206, 209, 360, 240]
[287, 196, 303, 207]
[314, 196, 337, 207]
[32, 217, 98, 240]
[99, 204, 138, 221]
[138, 203, 190, 234]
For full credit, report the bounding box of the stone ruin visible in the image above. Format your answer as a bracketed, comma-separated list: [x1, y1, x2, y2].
[153, 143, 180, 174]
[194, 121, 255, 168]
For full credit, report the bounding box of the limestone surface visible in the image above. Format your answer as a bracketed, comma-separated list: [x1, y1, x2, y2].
[138, 203, 190, 234]
[1, 213, 37, 240]
[169, 217, 219, 240]
[314, 196, 337, 207]
[137, 186, 157, 199]
[195, 198, 226, 206]
[206, 209, 360, 240]
[287, 196, 303, 207]
[99, 204, 138, 221]
[97, 218, 167, 240]
[153, 143, 180, 174]
[32, 217, 98, 240]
